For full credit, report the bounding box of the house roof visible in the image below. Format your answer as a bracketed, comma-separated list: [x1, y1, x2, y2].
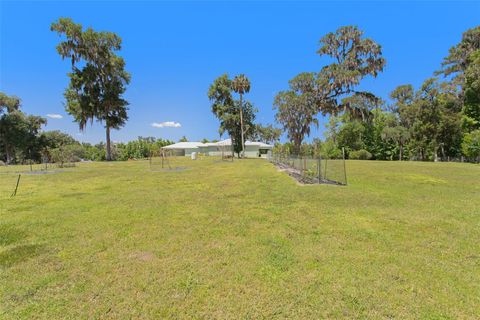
[162, 142, 206, 149]
[246, 141, 273, 148]
[162, 139, 273, 149]
[212, 139, 272, 148]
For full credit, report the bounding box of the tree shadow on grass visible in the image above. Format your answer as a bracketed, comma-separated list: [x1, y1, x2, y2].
[0, 244, 45, 268]
[0, 224, 25, 246]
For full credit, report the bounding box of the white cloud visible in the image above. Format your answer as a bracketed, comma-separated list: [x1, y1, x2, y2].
[46, 114, 63, 119]
[151, 121, 181, 128]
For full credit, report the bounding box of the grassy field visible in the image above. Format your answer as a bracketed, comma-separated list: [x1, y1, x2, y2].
[1, 158, 479, 318]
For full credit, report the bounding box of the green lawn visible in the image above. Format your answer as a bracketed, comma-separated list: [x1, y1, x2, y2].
[1, 158, 479, 318]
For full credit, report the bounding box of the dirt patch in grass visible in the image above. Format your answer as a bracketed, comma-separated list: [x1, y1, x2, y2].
[0, 170, 69, 175]
[23, 170, 65, 175]
[150, 166, 189, 172]
[128, 251, 155, 262]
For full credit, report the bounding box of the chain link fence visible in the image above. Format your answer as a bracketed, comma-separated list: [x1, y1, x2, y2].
[268, 152, 347, 185]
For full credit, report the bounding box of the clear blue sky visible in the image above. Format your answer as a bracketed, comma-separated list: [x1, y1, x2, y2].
[1, 1, 479, 144]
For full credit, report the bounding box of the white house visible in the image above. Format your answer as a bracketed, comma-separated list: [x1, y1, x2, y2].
[162, 139, 273, 158]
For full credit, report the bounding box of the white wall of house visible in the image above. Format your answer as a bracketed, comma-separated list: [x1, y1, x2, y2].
[243, 145, 260, 158]
[183, 148, 200, 156]
[199, 146, 222, 156]
[209, 145, 270, 158]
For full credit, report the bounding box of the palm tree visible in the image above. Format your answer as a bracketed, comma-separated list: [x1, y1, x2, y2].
[232, 74, 250, 158]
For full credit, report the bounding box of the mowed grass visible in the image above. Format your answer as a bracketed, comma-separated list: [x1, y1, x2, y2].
[1, 158, 479, 319]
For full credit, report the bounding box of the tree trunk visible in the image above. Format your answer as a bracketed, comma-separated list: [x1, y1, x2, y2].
[294, 137, 301, 156]
[106, 126, 112, 161]
[5, 145, 14, 164]
[230, 134, 234, 158]
[239, 94, 245, 158]
[399, 144, 403, 161]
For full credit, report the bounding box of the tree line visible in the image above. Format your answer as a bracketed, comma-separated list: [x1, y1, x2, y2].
[318, 26, 480, 162]
[0, 112, 174, 164]
[273, 26, 480, 162]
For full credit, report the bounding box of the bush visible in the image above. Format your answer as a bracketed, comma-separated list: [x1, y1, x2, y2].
[49, 144, 85, 164]
[83, 143, 106, 161]
[349, 149, 373, 160]
[462, 130, 480, 162]
[321, 140, 343, 159]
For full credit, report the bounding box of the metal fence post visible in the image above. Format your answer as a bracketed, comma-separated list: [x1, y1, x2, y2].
[304, 157, 307, 177]
[324, 158, 328, 182]
[318, 157, 321, 183]
[301, 157, 304, 177]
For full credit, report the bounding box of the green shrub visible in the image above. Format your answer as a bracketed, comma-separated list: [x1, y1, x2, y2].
[49, 144, 85, 164]
[349, 149, 372, 160]
[462, 130, 480, 162]
[321, 140, 343, 159]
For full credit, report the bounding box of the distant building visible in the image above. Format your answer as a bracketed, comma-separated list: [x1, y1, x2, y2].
[162, 139, 273, 158]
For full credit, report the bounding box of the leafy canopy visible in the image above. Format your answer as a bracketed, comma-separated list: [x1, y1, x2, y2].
[0, 92, 20, 115]
[438, 26, 480, 83]
[51, 17, 130, 160]
[274, 26, 386, 154]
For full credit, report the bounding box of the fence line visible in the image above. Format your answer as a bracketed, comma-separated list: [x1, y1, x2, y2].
[268, 152, 347, 185]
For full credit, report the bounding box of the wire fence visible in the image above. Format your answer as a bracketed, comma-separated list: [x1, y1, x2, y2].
[149, 149, 190, 171]
[0, 161, 76, 174]
[268, 152, 347, 185]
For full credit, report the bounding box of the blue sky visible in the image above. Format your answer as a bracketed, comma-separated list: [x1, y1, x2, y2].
[1, 1, 479, 144]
